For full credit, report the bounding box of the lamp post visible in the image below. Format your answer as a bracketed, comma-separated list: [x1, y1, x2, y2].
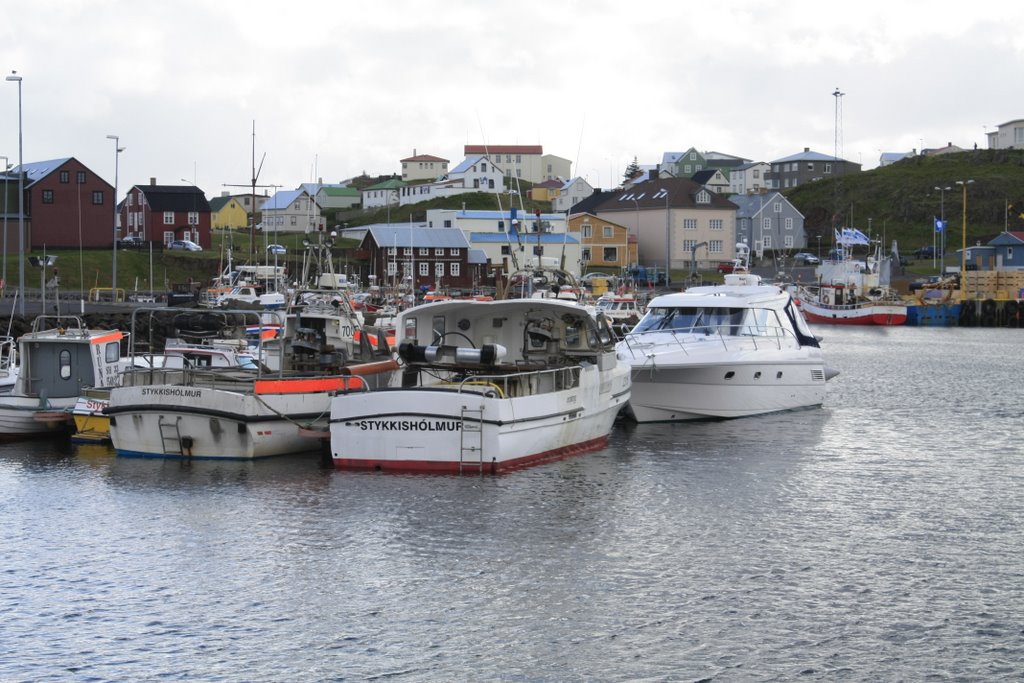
[1, 154, 8, 295]
[632, 198, 640, 268]
[955, 179, 974, 302]
[6, 72, 24, 315]
[107, 135, 124, 298]
[934, 185, 951, 269]
[664, 191, 671, 287]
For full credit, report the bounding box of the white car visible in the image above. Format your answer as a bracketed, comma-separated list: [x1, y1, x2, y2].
[168, 239, 203, 252]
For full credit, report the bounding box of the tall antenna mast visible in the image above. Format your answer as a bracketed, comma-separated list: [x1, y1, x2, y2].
[223, 120, 272, 262]
[833, 87, 845, 166]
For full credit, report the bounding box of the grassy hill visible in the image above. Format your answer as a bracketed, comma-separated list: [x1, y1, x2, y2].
[783, 148, 1024, 252]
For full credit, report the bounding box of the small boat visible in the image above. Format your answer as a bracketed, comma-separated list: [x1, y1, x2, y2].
[0, 316, 126, 439]
[616, 245, 835, 423]
[795, 232, 907, 325]
[595, 292, 645, 335]
[327, 297, 631, 473]
[106, 308, 398, 459]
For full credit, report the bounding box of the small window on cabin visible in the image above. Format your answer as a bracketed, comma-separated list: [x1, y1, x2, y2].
[59, 350, 72, 379]
[404, 317, 417, 343]
[432, 316, 446, 345]
[105, 341, 120, 363]
[724, 371, 735, 380]
[776, 371, 783, 379]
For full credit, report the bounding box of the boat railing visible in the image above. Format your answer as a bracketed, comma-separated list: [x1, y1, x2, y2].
[454, 365, 582, 399]
[0, 336, 15, 372]
[619, 323, 802, 355]
[120, 365, 260, 391]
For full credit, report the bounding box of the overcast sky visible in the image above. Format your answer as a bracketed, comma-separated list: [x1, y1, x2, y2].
[3, 0, 1022, 198]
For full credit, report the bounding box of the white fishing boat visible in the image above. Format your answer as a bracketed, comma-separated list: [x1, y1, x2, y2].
[616, 245, 834, 423]
[106, 308, 398, 459]
[0, 316, 125, 438]
[795, 231, 907, 325]
[328, 297, 631, 473]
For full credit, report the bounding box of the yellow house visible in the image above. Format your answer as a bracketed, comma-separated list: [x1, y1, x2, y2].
[568, 212, 637, 272]
[209, 195, 250, 230]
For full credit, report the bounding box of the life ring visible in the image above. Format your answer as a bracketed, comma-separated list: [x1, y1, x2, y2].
[822, 292, 831, 305]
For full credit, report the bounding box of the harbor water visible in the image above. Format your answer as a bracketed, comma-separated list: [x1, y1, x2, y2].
[1, 326, 1022, 681]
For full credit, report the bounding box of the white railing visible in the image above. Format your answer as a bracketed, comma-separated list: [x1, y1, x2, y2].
[619, 323, 801, 356]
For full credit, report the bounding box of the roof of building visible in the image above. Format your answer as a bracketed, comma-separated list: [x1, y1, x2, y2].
[470, 232, 579, 244]
[318, 186, 360, 197]
[726, 192, 804, 219]
[465, 144, 543, 155]
[585, 176, 737, 212]
[401, 153, 449, 163]
[691, 169, 724, 184]
[262, 189, 309, 210]
[364, 226, 470, 249]
[208, 196, 233, 212]
[771, 148, 849, 163]
[133, 184, 212, 212]
[14, 157, 75, 184]
[363, 179, 405, 191]
[450, 155, 500, 174]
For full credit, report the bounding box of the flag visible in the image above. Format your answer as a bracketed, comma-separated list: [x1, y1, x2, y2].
[836, 227, 870, 246]
[934, 217, 946, 233]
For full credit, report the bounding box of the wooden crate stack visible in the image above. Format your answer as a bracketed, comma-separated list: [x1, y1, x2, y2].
[964, 271, 1024, 300]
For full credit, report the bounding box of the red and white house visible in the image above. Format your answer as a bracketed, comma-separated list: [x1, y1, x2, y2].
[120, 181, 212, 248]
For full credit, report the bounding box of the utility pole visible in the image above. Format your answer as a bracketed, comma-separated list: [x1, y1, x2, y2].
[223, 121, 273, 263]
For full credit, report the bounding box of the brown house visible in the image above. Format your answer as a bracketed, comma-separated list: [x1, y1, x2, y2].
[1, 157, 114, 250]
[567, 212, 637, 272]
[120, 181, 212, 248]
[357, 225, 478, 291]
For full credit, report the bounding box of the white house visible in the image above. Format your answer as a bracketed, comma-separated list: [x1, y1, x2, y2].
[400, 151, 449, 182]
[986, 119, 1024, 150]
[463, 144, 571, 183]
[552, 177, 594, 212]
[448, 155, 507, 192]
[728, 161, 771, 195]
[260, 189, 324, 233]
[361, 179, 404, 210]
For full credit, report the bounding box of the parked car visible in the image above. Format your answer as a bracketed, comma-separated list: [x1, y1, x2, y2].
[266, 244, 286, 255]
[717, 261, 737, 274]
[580, 272, 615, 287]
[914, 245, 938, 259]
[120, 234, 145, 244]
[793, 252, 820, 265]
[168, 239, 202, 252]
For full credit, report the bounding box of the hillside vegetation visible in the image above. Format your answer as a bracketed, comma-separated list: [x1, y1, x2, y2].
[784, 149, 1024, 251]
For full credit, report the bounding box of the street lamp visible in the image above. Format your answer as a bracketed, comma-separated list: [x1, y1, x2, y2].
[1, 154, 8, 295]
[934, 185, 951, 268]
[107, 135, 124, 298]
[6, 72, 24, 315]
[955, 179, 974, 302]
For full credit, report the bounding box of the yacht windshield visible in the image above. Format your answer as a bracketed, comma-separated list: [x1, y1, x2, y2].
[633, 306, 783, 337]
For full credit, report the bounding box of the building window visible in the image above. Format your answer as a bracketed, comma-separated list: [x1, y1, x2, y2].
[91, 191, 103, 205]
[41, 189, 54, 204]
[602, 247, 618, 262]
[481, 162, 487, 172]
[498, 220, 505, 231]
[785, 217, 793, 230]
[501, 245, 510, 255]
[403, 247, 412, 256]
[762, 217, 771, 231]
[603, 226, 613, 238]
[419, 248, 429, 256]
[689, 152, 696, 160]
[450, 262, 460, 276]
[387, 262, 397, 276]
[696, 190, 711, 204]
[683, 219, 697, 230]
[450, 248, 459, 256]
[290, 216, 297, 226]
[710, 219, 723, 231]
[77, 171, 86, 184]
[163, 212, 174, 225]
[435, 248, 444, 256]
[581, 223, 592, 238]
[581, 247, 591, 262]
[419, 262, 429, 276]
[443, 219, 452, 228]
[824, 163, 833, 174]
[682, 239, 696, 252]
[435, 262, 444, 277]
[784, 235, 794, 248]
[188, 211, 199, 225]
[59, 171, 69, 184]
[387, 247, 396, 255]
[774, 202, 782, 213]
[806, 162, 815, 171]
[709, 240, 723, 253]
[753, 169, 760, 178]
[763, 235, 772, 248]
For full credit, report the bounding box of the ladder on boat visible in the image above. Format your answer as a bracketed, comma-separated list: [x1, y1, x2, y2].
[459, 406, 484, 473]
[158, 416, 185, 457]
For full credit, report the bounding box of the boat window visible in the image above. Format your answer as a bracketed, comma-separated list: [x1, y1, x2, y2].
[432, 315, 446, 344]
[59, 349, 72, 379]
[633, 307, 703, 332]
[105, 341, 120, 363]
[736, 308, 782, 337]
[404, 317, 417, 344]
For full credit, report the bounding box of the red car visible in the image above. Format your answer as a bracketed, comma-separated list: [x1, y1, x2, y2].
[717, 261, 737, 273]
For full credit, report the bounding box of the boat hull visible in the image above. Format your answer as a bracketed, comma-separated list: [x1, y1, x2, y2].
[0, 396, 76, 438]
[625, 361, 827, 423]
[329, 365, 631, 473]
[107, 385, 332, 459]
[799, 299, 907, 325]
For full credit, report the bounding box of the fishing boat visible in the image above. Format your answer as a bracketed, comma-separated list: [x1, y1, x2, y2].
[327, 297, 631, 473]
[106, 308, 398, 459]
[795, 230, 907, 325]
[0, 316, 125, 439]
[616, 245, 834, 423]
